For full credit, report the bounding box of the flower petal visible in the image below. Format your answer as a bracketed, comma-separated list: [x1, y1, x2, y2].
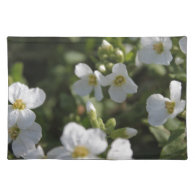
[8, 105, 19, 128]
[85, 128, 108, 155]
[179, 37, 187, 54]
[72, 79, 92, 96]
[171, 100, 186, 118]
[60, 122, 87, 152]
[140, 37, 157, 47]
[101, 73, 115, 86]
[122, 77, 138, 94]
[108, 85, 127, 103]
[75, 63, 93, 78]
[9, 82, 29, 104]
[94, 85, 103, 101]
[170, 80, 182, 102]
[20, 122, 42, 144]
[162, 37, 172, 50]
[23, 145, 44, 159]
[47, 146, 71, 159]
[17, 109, 36, 129]
[138, 48, 172, 65]
[23, 88, 46, 109]
[12, 136, 35, 158]
[112, 63, 128, 76]
[107, 138, 133, 160]
[146, 94, 170, 126]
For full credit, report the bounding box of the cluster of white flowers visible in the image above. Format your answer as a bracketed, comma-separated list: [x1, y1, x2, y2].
[47, 122, 133, 160]
[73, 63, 138, 103]
[8, 37, 186, 160]
[8, 82, 46, 158]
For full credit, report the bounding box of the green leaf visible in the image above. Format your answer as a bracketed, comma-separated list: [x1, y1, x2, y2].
[160, 133, 187, 159]
[164, 118, 184, 131]
[149, 126, 170, 146]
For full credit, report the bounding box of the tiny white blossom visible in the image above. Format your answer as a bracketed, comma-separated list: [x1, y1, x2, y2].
[138, 37, 173, 65]
[22, 145, 45, 159]
[107, 138, 133, 160]
[101, 63, 138, 103]
[72, 63, 105, 101]
[179, 37, 187, 54]
[8, 122, 42, 158]
[47, 122, 108, 159]
[8, 82, 46, 129]
[86, 101, 96, 113]
[146, 80, 186, 126]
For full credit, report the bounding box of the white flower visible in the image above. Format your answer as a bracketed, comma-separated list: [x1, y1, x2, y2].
[8, 82, 46, 129]
[86, 101, 96, 113]
[179, 37, 187, 54]
[8, 122, 42, 158]
[107, 138, 133, 160]
[47, 122, 108, 159]
[101, 63, 138, 103]
[22, 145, 45, 159]
[146, 80, 186, 126]
[72, 63, 105, 101]
[138, 37, 173, 65]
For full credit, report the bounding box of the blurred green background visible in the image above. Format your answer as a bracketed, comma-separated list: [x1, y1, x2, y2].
[8, 37, 187, 159]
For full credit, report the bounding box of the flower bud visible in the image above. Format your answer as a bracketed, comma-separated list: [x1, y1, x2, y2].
[97, 117, 105, 131]
[105, 118, 116, 130]
[86, 101, 96, 113]
[110, 127, 138, 139]
[101, 40, 113, 51]
[115, 48, 124, 62]
[98, 64, 106, 73]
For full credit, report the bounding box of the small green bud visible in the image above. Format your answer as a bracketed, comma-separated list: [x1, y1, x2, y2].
[101, 40, 113, 52]
[107, 62, 114, 70]
[97, 117, 105, 131]
[115, 48, 124, 62]
[110, 127, 137, 139]
[105, 118, 116, 130]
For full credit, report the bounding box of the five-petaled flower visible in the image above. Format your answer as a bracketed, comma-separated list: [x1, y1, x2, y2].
[146, 80, 186, 126]
[47, 122, 108, 159]
[101, 63, 138, 103]
[138, 37, 173, 65]
[8, 122, 42, 157]
[8, 82, 46, 129]
[72, 63, 105, 101]
[107, 138, 133, 160]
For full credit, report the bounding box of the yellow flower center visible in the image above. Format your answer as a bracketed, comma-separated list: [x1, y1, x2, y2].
[153, 42, 164, 54]
[12, 99, 26, 110]
[72, 146, 89, 158]
[88, 74, 97, 86]
[8, 126, 20, 140]
[165, 101, 175, 114]
[114, 75, 126, 86]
